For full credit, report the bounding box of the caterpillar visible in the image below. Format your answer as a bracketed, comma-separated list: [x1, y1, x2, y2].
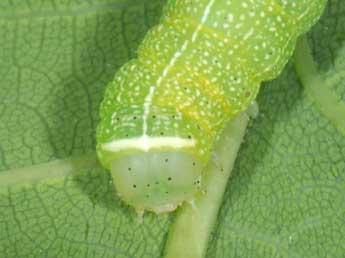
[97, 0, 327, 213]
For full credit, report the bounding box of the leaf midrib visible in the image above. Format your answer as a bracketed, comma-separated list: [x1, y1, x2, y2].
[294, 36, 345, 136]
[0, 153, 99, 186]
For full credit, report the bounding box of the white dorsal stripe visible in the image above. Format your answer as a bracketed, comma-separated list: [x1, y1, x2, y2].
[101, 136, 196, 152]
[140, 0, 216, 150]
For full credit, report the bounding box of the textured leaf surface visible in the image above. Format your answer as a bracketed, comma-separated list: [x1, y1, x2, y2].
[0, 0, 344, 257]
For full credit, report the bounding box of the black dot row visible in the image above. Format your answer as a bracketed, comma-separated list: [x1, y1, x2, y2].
[115, 114, 182, 122]
[127, 161, 196, 173]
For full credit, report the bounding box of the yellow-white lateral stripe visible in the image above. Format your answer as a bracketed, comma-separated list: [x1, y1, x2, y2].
[101, 136, 196, 152]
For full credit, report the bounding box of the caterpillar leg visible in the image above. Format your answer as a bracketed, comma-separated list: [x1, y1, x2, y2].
[110, 151, 203, 213]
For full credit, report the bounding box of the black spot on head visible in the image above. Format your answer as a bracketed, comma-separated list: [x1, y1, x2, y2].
[160, 132, 164, 135]
[188, 135, 192, 139]
[152, 115, 156, 119]
[133, 116, 137, 120]
[165, 158, 169, 163]
[128, 167, 132, 171]
[165, 192, 169, 194]
[147, 184, 150, 187]
[168, 177, 172, 181]
[133, 184, 137, 188]
[192, 162, 196, 166]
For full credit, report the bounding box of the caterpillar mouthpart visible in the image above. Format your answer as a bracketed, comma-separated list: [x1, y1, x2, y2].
[110, 151, 204, 213]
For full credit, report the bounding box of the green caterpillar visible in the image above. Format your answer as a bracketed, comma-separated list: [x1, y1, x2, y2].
[97, 0, 327, 213]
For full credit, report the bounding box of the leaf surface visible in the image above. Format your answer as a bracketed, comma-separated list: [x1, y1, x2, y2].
[0, 0, 344, 257]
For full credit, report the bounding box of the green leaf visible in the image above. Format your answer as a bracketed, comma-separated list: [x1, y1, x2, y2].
[0, 1, 344, 258]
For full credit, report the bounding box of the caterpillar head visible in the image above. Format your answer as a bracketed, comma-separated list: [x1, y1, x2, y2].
[110, 151, 204, 213]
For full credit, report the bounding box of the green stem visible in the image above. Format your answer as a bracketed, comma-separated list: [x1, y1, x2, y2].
[163, 108, 253, 258]
[293, 36, 345, 135]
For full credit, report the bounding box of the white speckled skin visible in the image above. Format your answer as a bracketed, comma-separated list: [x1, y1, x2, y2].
[97, 0, 327, 212]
